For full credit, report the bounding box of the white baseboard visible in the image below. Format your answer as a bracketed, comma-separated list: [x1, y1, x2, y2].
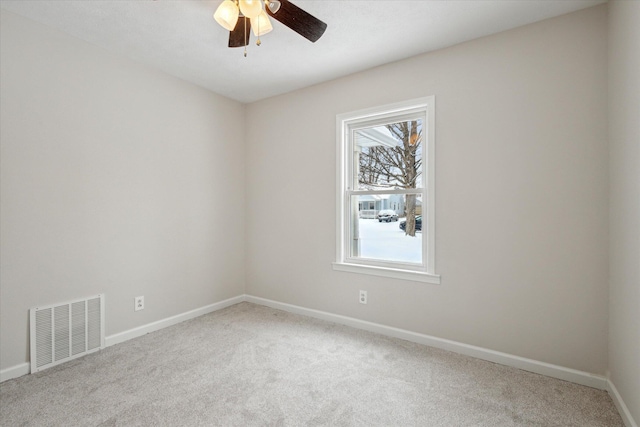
[1, 295, 246, 383]
[0, 293, 616, 398]
[105, 295, 245, 347]
[0, 362, 30, 383]
[2, 294, 634, 425]
[608, 379, 638, 427]
[245, 295, 608, 390]
[0, 295, 245, 382]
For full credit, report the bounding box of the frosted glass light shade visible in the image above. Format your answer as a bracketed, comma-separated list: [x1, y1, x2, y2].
[239, 0, 262, 19]
[214, 0, 239, 31]
[251, 10, 273, 36]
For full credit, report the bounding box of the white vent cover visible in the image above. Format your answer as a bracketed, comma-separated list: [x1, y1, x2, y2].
[29, 294, 105, 373]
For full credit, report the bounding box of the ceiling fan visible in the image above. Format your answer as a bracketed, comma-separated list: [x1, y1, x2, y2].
[214, 0, 327, 53]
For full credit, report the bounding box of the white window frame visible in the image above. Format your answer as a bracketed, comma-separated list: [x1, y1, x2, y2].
[333, 97, 440, 284]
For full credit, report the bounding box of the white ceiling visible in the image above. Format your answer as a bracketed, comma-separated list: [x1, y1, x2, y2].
[0, 0, 605, 103]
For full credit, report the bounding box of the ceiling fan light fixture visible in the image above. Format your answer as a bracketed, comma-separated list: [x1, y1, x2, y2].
[238, 0, 262, 19]
[214, 0, 239, 31]
[251, 10, 273, 36]
[217, 0, 327, 55]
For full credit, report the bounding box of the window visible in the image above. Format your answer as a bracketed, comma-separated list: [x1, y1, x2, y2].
[333, 97, 439, 284]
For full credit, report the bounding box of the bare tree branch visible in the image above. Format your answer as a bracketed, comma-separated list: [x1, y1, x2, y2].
[357, 120, 423, 235]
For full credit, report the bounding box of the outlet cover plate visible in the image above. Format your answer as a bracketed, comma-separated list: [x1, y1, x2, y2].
[359, 290, 367, 304]
[135, 296, 144, 311]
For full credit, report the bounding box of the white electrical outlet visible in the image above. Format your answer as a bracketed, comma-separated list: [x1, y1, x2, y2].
[359, 290, 367, 304]
[135, 296, 144, 311]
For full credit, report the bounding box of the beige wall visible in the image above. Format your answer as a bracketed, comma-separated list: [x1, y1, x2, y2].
[608, 0, 640, 422]
[0, 11, 246, 371]
[246, 6, 609, 374]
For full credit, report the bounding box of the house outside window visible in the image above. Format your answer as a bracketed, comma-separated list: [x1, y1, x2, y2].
[333, 97, 439, 284]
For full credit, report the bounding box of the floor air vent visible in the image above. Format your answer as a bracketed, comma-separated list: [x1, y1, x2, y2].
[30, 294, 105, 373]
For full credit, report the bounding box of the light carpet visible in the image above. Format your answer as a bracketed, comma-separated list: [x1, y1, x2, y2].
[0, 302, 624, 426]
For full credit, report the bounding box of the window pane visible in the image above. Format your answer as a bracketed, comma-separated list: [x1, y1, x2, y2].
[350, 194, 423, 264]
[355, 119, 423, 191]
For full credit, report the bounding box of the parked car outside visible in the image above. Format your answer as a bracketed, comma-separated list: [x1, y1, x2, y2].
[377, 210, 399, 222]
[399, 215, 422, 231]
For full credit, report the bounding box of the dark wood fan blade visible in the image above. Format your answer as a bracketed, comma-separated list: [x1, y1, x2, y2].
[266, 0, 326, 43]
[228, 16, 251, 48]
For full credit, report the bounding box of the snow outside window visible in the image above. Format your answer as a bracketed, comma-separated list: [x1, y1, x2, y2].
[333, 97, 440, 284]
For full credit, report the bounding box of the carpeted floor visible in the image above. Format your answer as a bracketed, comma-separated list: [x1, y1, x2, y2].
[0, 302, 624, 426]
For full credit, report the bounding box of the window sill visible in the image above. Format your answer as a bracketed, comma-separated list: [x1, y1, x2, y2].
[332, 262, 441, 284]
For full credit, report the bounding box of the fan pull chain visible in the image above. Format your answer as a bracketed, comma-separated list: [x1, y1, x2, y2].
[244, 16, 247, 57]
[256, 11, 261, 46]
